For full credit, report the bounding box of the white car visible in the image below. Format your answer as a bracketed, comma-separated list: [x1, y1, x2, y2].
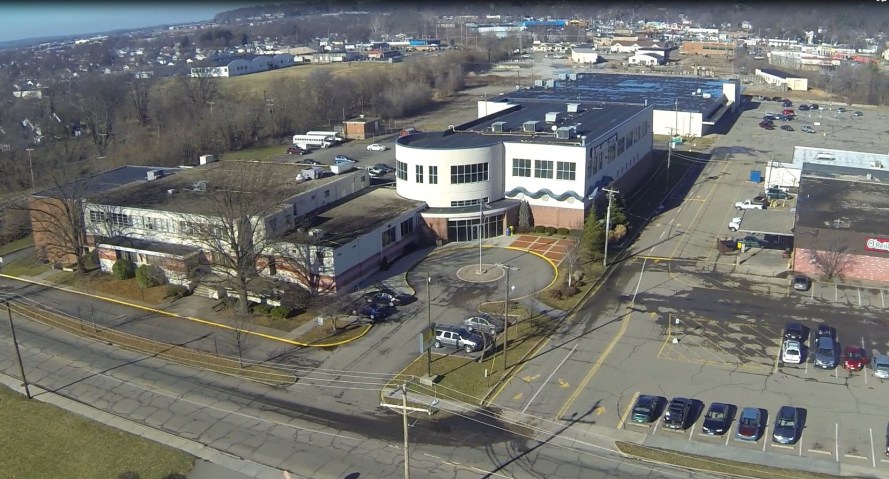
[782, 340, 802, 364]
[729, 217, 742, 232]
[366, 144, 387, 151]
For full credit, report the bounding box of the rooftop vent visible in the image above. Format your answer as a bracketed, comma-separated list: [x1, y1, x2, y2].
[558, 73, 568, 80]
[567, 103, 580, 113]
[534, 79, 544, 87]
[568, 73, 577, 81]
[146, 169, 164, 181]
[871, 161, 883, 169]
[702, 92, 711, 99]
[492, 121, 506, 133]
[308, 228, 325, 238]
[545, 111, 562, 123]
[192, 180, 208, 192]
[815, 153, 835, 161]
[555, 126, 576, 140]
[523, 121, 540, 133]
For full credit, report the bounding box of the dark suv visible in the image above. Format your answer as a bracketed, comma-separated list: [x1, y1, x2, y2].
[433, 325, 487, 353]
[664, 397, 692, 430]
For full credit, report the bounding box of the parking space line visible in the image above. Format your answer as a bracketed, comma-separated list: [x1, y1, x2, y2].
[836, 423, 840, 462]
[617, 391, 639, 430]
[772, 444, 794, 450]
[871, 427, 877, 468]
[725, 425, 732, 446]
[809, 449, 832, 455]
[763, 428, 768, 452]
[652, 419, 660, 435]
[688, 423, 695, 441]
[862, 337, 869, 385]
[845, 454, 869, 460]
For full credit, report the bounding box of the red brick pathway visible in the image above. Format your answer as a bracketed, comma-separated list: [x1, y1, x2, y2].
[508, 234, 575, 266]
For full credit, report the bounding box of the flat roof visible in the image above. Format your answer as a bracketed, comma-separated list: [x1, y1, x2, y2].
[283, 187, 424, 248]
[33, 165, 179, 200]
[490, 72, 735, 112]
[796, 176, 889, 235]
[398, 100, 649, 150]
[757, 68, 792, 79]
[734, 205, 796, 236]
[97, 162, 364, 214]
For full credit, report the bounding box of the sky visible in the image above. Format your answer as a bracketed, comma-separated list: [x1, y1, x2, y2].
[0, 2, 251, 43]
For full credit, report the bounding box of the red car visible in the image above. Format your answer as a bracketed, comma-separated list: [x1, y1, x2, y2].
[287, 146, 307, 155]
[843, 345, 869, 371]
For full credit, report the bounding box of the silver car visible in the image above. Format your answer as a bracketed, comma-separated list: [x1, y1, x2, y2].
[874, 355, 889, 379]
[462, 315, 505, 335]
[814, 337, 837, 369]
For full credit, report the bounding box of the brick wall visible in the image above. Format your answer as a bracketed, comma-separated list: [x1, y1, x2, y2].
[527, 205, 585, 230]
[29, 196, 83, 264]
[794, 248, 889, 282]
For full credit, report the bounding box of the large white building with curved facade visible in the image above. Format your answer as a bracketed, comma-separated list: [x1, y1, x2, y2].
[395, 98, 654, 242]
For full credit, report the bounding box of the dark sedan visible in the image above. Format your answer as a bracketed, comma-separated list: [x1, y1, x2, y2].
[772, 406, 800, 444]
[631, 395, 661, 424]
[702, 402, 733, 436]
[784, 322, 805, 342]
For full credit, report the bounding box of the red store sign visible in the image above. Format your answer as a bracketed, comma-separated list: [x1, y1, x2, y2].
[865, 237, 889, 253]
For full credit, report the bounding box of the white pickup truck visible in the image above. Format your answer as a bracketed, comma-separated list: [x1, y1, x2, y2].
[735, 197, 766, 211]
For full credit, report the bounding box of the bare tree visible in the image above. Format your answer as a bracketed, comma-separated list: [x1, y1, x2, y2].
[810, 239, 854, 281]
[178, 72, 219, 116]
[564, 227, 584, 288]
[182, 162, 291, 315]
[76, 77, 122, 157]
[128, 78, 152, 127]
[271, 226, 336, 297]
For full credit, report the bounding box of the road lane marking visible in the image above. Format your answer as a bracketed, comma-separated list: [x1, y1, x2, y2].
[617, 391, 639, 430]
[521, 342, 578, 414]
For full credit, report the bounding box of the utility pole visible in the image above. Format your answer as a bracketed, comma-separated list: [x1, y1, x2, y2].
[495, 263, 518, 370]
[207, 101, 215, 118]
[426, 276, 432, 377]
[603, 187, 619, 266]
[6, 301, 31, 399]
[401, 382, 410, 479]
[666, 138, 672, 186]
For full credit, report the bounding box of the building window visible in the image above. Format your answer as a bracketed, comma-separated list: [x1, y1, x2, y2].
[324, 189, 330, 198]
[450, 162, 488, 184]
[382, 226, 396, 246]
[415, 165, 424, 183]
[450, 198, 489, 207]
[534, 160, 553, 179]
[400, 218, 414, 236]
[89, 210, 107, 223]
[556, 161, 576, 180]
[429, 166, 438, 184]
[110, 212, 132, 228]
[396, 161, 407, 180]
[512, 158, 531, 177]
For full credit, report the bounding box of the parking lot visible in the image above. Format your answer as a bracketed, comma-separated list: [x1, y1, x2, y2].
[657, 315, 780, 374]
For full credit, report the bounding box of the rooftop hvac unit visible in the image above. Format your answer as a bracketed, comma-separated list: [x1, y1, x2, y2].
[568, 73, 577, 81]
[492, 121, 506, 133]
[199, 154, 217, 165]
[308, 228, 325, 238]
[545, 79, 555, 87]
[567, 103, 580, 113]
[555, 126, 576, 139]
[871, 162, 883, 168]
[545, 111, 561, 123]
[146, 169, 163, 181]
[558, 73, 568, 80]
[192, 180, 208, 192]
[523, 121, 540, 132]
[702, 92, 712, 99]
[534, 79, 544, 87]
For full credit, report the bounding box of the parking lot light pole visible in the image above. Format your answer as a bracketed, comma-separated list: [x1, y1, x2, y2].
[426, 276, 432, 377]
[495, 263, 519, 370]
[6, 301, 31, 399]
[401, 382, 410, 479]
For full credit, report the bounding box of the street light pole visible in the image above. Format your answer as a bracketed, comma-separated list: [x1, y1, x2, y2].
[6, 301, 31, 399]
[603, 187, 619, 266]
[478, 200, 484, 274]
[401, 382, 410, 479]
[25, 148, 35, 190]
[495, 263, 518, 370]
[426, 276, 432, 377]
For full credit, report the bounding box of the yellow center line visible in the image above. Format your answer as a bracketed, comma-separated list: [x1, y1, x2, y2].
[555, 311, 633, 422]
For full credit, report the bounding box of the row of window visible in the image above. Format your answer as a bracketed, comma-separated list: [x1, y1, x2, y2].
[88, 210, 226, 237]
[397, 161, 440, 184]
[450, 197, 489, 207]
[512, 159, 576, 181]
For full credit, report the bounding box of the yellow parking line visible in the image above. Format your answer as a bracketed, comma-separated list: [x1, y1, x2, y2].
[617, 391, 640, 430]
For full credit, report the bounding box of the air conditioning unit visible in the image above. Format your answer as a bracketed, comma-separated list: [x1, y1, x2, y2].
[308, 228, 325, 238]
[523, 121, 539, 132]
[545, 111, 561, 123]
[871, 162, 883, 169]
[567, 103, 580, 113]
[146, 169, 163, 181]
[492, 121, 506, 133]
[555, 126, 576, 139]
[199, 154, 217, 165]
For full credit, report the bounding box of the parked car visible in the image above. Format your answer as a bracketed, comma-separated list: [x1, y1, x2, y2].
[738, 235, 763, 249]
[363, 289, 414, 306]
[300, 158, 322, 165]
[782, 100, 793, 107]
[287, 146, 307, 155]
[873, 355, 889, 379]
[782, 340, 802, 364]
[852, 111, 863, 117]
[702, 402, 733, 436]
[798, 104, 810, 111]
[366, 143, 387, 151]
[814, 337, 837, 369]
[801, 125, 816, 134]
[767, 188, 792, 199]
[462, 315, 506, 335]
[780, 125, 794, 132]
[843, 345, 869, 371]
[357, 303, 394, 322]
[631, 395, 661, 424]
[816, 324, 835, 341]
[809, 103, 820, 110]
[433, 325, 488, 353]
[772, 406, 800, 444]
[784, 322, 805, 341]
[792, 275, 811, 291]
[728, 217, 742, 232]
[368, 163, 393, 176]
[736, 407, 762, 441]
[663, 397, 693, 430]
[837, 107, 847, 113]
[334, 155, 357, 164]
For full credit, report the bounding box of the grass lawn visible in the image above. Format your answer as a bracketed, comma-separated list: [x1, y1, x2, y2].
[224, 144, 290, 162]
[0, 385, 193, 479]
[219, 61, 402, 98]
[0, 251, 52, 277]
[0, 235, 34, 256]
[537, 262, 603, 311]
[388, 310, 559, 405]
[615, 442, 839, 479]
[50, 271, 172, 305]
